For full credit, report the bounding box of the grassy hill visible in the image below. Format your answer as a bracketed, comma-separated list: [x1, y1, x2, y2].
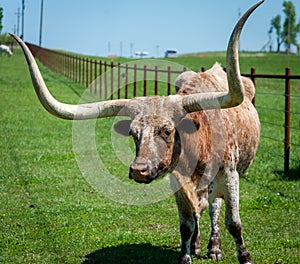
[173, 52, 300, 74]
[0, 50, 299, 263]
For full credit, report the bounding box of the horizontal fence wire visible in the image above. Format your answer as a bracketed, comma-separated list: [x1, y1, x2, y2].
[291, 142, 300, 147]
[256, 91, 285, 96]
[260, 121, 284, 128]
[25, 42, 300, 174]
[261, 135, 284, 144]
[259, 147, 285, 159]
[256, 106, 284, 113]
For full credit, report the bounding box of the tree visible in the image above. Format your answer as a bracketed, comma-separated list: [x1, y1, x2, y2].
[282, 1, 300, 53]
[270, 1, 300, 53]
[271, 15, 283, 53]
[0, 6, 3, 34]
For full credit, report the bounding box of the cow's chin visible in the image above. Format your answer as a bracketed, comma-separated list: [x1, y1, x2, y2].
[133, 178, 153, 184]
[129, 173, 158, 184]
[130, 170, 169, 184]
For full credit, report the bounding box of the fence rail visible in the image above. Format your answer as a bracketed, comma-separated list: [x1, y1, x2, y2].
[26, 42, 300, 174]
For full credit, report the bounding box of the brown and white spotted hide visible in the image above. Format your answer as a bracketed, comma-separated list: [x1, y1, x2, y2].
[114, 63, 260, 264]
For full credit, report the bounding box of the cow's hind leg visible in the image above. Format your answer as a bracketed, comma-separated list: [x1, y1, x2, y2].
[224, 170, 253, 264]
[207, 197, 222, 260]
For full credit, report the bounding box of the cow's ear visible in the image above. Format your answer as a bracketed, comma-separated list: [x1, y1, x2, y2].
[113, 120, 132, 136]
[177, 118, 200, 134]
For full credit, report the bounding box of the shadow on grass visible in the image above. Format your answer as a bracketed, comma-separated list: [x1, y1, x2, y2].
[274, 163, 300, 181]
[82, 243, 179, 264]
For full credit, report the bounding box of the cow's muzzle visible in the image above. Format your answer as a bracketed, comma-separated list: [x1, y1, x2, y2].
[129, 160, 157, 184]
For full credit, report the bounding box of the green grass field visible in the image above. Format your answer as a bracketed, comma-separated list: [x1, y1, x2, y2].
[0, 50, 299, 263]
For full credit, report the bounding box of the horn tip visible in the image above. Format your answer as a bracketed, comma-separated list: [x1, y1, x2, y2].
[9, 33, 21, 42]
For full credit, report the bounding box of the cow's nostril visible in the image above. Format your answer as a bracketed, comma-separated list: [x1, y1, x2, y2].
[130, 162, 151, 177]
[129, 161, 159, 183]
[140, 168, 148, 175]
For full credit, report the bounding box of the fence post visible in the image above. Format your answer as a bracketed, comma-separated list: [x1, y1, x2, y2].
[167, 66, 171, 95]
[61, 53, 63, 76]
[110, 61, 114, 100]
[58, 52, 61, 74]
[82, 57, 85, 86]
[133, 64, 137, 97]
[55, 52, 58, 74]
[250, 67, 256, 106]
[75, 56, 78, 82]
[99, 61, 102, 99]
[81, 57, 84, 86]
[104, 61, 107, 99]
[73, 55, 75, 81]
[90, 59, 93, 92]
[64, 53, 67, 77]
[125, 64, 129, 99]
[79, 57, 82, 84]
[64, 54, 66, 78]
[94, 60, 97, 94]
[117, 63, 121, 99]
[284, 67, 291, 174]
[143, 65, 147, 96]
[154, 66, 158, 95]
[67, 54, 70, 79]
[86, 58, 89, 88]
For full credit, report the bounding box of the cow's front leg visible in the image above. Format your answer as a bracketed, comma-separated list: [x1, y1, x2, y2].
[207, 197, 222, 261]
[224, 170, 254, 264]
[190, 213, 201, 256]
[174, 190, 198, 264]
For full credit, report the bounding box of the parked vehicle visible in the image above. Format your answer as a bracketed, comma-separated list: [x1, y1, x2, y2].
[164, 49, 178, 58]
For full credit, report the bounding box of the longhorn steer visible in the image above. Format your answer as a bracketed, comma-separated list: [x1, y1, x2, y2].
[11, 1, 263, 263]
[0, 44, 13, 57]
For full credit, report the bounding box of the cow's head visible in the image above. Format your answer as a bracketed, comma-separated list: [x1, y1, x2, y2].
[11, 1, 264, 184]
[113, 96, 201, 183]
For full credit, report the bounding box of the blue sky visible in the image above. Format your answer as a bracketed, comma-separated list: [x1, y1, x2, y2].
[1, 0, 300, 57]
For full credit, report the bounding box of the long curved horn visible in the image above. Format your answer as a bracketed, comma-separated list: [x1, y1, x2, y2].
[10, 33, 130, 120]
[181, 0, 264, 112]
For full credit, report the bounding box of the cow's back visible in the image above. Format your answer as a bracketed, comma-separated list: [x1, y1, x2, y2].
[176, 63, 255, 102]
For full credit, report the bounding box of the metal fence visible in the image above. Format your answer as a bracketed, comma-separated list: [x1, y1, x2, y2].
[26, 42, 300, 174]
[243, 68, 300, 174]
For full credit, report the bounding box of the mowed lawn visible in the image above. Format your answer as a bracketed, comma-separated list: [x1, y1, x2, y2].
[0, 50, 299, 263]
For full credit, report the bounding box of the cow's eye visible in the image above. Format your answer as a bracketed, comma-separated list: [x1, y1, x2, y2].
[161, 128, 172, 139]
[164, 130, 171, 136]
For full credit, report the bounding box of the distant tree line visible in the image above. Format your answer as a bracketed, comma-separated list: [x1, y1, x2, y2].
[270, 1, 300, 53]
